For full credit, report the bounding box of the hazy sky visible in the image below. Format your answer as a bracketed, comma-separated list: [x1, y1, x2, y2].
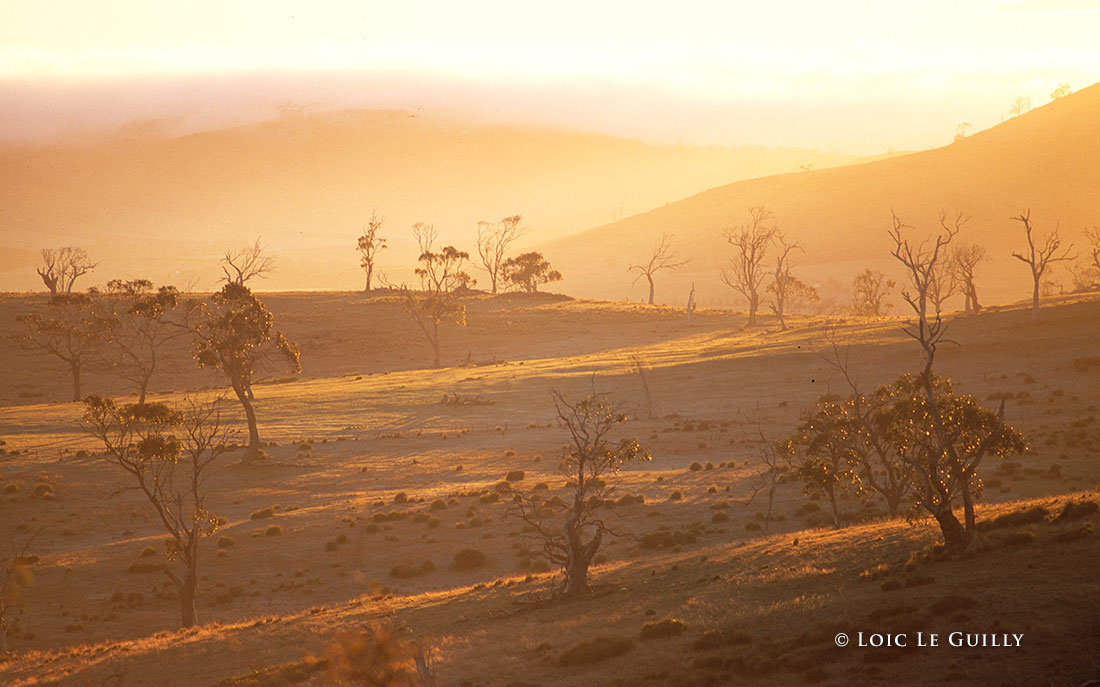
[3, 0, 1100, 152]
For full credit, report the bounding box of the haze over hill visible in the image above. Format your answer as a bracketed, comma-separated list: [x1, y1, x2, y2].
[0, 111, 856, 293]
[545, 81, 1100, 308]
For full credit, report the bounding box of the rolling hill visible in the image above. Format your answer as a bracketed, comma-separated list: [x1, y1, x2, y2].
[0, 111, 855, 293]
[543, 82, 1100, 308]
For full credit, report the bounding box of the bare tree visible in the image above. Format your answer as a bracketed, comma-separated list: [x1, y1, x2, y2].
[101, 279, 187, 403]
[755, 435, 791, 533]
[765, 232, 801, 330]
[511, 390, 648, 597]
[629, 354, 654, 419]
[889, 210, 958, 351]
[686, 282, 696, 324]
[949, 243, 987, 314]
[628, 232, 688, 305]
[720, 206, 777, 326]
[476, 215, 527, 294]
[1069, 227, 1100, 292]
[221, 238, 274, 287]
[1010, 210, 1076, 321]
[851, 269, 895, 316]
[16, 293, 112, 401]
[37, 247, 96, 296]
[1008, 96, 1031, 117]
[954, 122, 973, 141]
[83, 396, 232, 628]
[356, 212, 387, 292]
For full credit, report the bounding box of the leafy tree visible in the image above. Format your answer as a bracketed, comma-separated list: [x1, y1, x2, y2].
[511, 391, 649, 597]
[628, 232, 688, 305]
[720, 206, 776, 326]
[476, 215, 527, 294]
[83, 396, 232, 628]
[99, 279, 186, 403]
[1010, 210, 1075, 321]
[36, 247, 95, 297]
[1050, 82, 1072, 100]
[851, 269, 895, 316]
[190, 283, 300, 462]
[886, 374, 1025, 553]
[356, 211, 387, 292]
[503, 252, 561, 294]
[16, 293, 112, 401]
[792, 401, 856, 527]
[399, 224, 473, 368]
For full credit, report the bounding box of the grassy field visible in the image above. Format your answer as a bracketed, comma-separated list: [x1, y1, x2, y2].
[1, 291, 1098, 686]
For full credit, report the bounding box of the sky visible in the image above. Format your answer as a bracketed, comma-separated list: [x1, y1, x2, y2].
[2, 0, 1100, 152]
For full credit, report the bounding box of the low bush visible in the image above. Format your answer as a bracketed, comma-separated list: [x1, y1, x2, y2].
[558, 636, 635, 666]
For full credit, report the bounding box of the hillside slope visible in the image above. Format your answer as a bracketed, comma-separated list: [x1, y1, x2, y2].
[544, 82, 1100, 307]
[0, 112, 854, 292]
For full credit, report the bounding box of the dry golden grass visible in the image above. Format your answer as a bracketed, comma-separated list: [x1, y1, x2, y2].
[1, 292, 1099, 686]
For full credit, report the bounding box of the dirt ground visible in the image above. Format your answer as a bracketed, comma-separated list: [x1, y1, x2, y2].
[1, 291, 1099, 687]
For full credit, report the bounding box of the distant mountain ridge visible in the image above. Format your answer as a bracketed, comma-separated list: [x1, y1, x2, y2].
[0, 110, 855, 292]
[542, 82, 1100, 308]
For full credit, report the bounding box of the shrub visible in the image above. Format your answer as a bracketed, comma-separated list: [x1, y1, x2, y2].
[265, 525, 283, 537]
[668, 491, 683, 501]
[711, 511, 729, 524]
[692, 628, 752, 651]
[452, 548, 487, 571]
[930, 595, 977, 615]
[388, 560, 435, 579]
[689, 462, 703, 472]
[639, 618, 686, 640]
[616, 494, 645, 507]
[533, 482, 549, 491]
[1055, 500, 1099, 522]
[558, 636, 635, 666]
[480, 492, 501, 504]
[250, 507, 275, 520]
[506, 470, 526, 482]
[430, 499, 447, 511]
[977, 505, 1048, 531]
[393, 492, 408, 504]
[217, 536, 234, 548]
[140, 546, 158, 557]
[4, 483, 19, 494]
[33, 483, 54, 498]
[1004, 529, 1034, 546]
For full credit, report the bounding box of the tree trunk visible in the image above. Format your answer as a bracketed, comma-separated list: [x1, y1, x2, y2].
[233, 383, 262, 463]
[961, 483, 976, 533]
[0, 613, 7, 654]
[365, 265, 373, 292]
[748, 294, 758, 326]
[561, 502, 600, 597]
[431, 321, 441, 369]
[180, 562, 198, 628]
[70, 361, 82, 401]
[138, 365, 154, 405]
[646, 275, 655, 305]
[934, 507, 969, 556]
[828, 486, 840, 528]
[1031, 277, 1040, 322]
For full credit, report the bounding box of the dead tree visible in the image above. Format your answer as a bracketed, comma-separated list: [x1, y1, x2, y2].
[628, 232, 688, 305]
[1010, 210, 1075, 321]
[887, 211, 1026, 554]
[37, 247, 96, 296]
[221, 238, 274, 287]
[686, 282, 696, 323]
[476, 215, 527, 294]
[765, 232, 801, 330]
[756, 434, 791, 532]
[511, 391, 648, 597]
[949, 243, 987, 314]
[356, 211, 387, 292]
[83, 396, 233, 628]
[721, 207, 777, 326]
